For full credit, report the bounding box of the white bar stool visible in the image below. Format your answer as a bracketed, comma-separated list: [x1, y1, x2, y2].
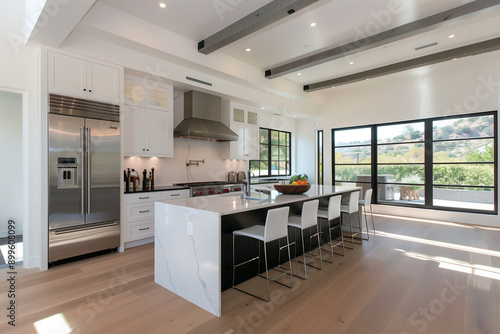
[287, 199, 322, 279]
[232, 206, 293, 302]
[340, 191, 360, 249]
[317, 195, 345, 263]
[358, 188, 374, 238]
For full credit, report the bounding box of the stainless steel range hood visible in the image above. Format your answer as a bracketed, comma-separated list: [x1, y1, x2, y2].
[174, 91, 238, 142]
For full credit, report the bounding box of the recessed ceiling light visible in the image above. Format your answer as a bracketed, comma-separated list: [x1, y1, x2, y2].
[293, 115, 298, 118]
[246, 48, 251, 52]
[159, 2, 166, 8]
[452, 57, 458, 61]
[260, 107, 264, 110]
[310, 22, 317, 27]
[297, 72, 302, 76]
[449, 34, 456, 39]
[349, 61, 354, 65]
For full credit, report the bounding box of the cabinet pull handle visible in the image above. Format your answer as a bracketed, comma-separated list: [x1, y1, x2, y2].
[171, 194, 180, 196]
[139, 197, 149, 199]
[139, 210, 150, 213]
[139, 227, 150, 231]
[83, 88, 86, 92]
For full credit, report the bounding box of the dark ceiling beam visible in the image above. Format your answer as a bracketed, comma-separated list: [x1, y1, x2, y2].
[266, 0, 500, 79]
[303, 37, 500, 92]
[198, 0, 320, 55]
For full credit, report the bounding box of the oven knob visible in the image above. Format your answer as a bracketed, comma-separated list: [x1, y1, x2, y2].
[223, 188, 230, 193]
[208, 190, 215, 195]
[234, 187, 241, 191]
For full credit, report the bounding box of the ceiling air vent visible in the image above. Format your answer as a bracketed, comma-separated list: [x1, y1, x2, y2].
[186, 76, 212, 86]
[415, 42, 438, 51]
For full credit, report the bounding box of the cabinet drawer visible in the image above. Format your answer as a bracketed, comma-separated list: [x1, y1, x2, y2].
[127, 202, 155, 222]
[127, 220, 154, 241]
[160, 189, 190, 200]
[126, 192, 161, 204]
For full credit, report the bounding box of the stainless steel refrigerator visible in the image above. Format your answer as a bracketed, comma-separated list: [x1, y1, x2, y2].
[48, 94, 120, 263]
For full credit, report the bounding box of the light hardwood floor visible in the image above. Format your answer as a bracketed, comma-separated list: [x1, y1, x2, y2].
[2, 214, 500, 334]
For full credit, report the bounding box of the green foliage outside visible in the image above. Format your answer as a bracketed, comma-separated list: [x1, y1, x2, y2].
[335, 116, 495, 188]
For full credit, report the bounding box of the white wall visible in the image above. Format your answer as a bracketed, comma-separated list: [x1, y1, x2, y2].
[0, 2, 40, 267]
[296, 51, 500, 226]
[0, 91, 23, 237]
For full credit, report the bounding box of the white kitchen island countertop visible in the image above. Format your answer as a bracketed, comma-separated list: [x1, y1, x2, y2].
[155, 185, 359, 215]
[154, 184, 361, 317]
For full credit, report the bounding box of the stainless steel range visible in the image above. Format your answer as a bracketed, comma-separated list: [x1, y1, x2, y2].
[174, 181, 244, 197]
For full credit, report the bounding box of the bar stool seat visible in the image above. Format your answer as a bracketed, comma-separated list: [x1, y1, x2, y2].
[317, 195, 344, 263]
[358, 188, 374, 238]
[340, 191, 360, 249]
[287, 199, 322, 280]
[233, 206, 293, 302]
[233, 225, 265, 240]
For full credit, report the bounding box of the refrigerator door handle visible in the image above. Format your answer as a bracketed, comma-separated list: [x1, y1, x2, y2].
[80, 126, 85, 215]
[86, 126, 91, 214]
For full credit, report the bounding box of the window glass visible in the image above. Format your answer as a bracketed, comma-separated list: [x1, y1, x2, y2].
[433, 115, 494, 140]
[378, 123, 424, 143]
[335, 128, 371, 146]
[250, 128, 291, 177]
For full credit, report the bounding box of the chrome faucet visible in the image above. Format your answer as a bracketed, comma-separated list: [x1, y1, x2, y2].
[245, 170, 254, 197]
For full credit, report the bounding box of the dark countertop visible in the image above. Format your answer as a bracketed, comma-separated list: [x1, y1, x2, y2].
[124, 185, 188, 194]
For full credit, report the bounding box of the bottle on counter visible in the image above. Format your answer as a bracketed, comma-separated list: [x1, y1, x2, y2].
[142, 169, 148, 191]
[148, 171, 152, 190]
[127, 168, 131, 192]
[124, 170, 128, 192]
[151, 167, 155, 190]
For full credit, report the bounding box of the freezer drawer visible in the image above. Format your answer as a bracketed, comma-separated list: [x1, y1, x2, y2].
[49, 221, 120, 263]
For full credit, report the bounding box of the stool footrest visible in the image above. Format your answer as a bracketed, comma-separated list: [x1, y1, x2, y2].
[234, 256, 259, 269]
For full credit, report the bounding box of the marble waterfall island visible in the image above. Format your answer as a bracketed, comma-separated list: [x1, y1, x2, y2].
[154, 185, 361, 316]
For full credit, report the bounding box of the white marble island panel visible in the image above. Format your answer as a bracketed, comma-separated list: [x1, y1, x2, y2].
[154, 185, 360, 316]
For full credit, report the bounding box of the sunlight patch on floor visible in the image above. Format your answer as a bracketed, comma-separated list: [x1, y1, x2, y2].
[378, 230, 500, 258]
[373, 214, 475, 229]
[394, 249, 500, 286]
[34, 313, 73, 334]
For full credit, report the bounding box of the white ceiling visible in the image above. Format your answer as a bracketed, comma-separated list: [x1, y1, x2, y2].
[94, 0, 500, 88]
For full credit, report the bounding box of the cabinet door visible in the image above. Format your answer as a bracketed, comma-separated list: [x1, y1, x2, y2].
[229, 123, 246, 159]
[244, 125, 259, 159]
[146, 109, 173, 157]
[145, 83, 172, 111]
[48, 52, 87, 98]
[124, 105, 147, 156]
[87, 61, 120, 104]
[124, 77, 145, 106]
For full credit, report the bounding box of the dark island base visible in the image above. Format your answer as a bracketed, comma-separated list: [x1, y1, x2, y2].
[221, 195, 362, 291]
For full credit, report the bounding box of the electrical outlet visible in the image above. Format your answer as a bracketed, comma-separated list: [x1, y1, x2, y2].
[187, 222, 194, 236]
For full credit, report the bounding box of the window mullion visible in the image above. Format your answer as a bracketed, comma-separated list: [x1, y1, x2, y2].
[424, 119, 433, 207]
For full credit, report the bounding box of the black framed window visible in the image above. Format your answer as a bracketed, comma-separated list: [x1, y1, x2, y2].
[332, 111, 497, 214]
[317, 130, 324, 185]
[250, 128, 291, 177]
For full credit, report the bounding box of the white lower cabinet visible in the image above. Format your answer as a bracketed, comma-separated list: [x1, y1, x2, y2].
[124, 189, 189, 247]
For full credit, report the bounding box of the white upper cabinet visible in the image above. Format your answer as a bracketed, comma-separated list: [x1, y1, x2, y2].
[124, 75, 173, 111]
[48, 51, 120, 104]
[223, 102, 259, 160]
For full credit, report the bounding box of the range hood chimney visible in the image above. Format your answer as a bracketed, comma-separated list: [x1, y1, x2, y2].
[174, 91, 238, 142]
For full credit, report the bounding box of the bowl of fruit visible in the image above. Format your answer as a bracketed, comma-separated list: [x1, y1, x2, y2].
[274, 174, 311, 194]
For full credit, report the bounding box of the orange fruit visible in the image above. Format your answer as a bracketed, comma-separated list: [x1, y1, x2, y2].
[297, 179, 302, 185]
[301, 180, 308, 185]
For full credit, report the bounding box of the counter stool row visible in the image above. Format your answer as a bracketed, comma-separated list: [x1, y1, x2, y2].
[232, 189, 374, 301]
